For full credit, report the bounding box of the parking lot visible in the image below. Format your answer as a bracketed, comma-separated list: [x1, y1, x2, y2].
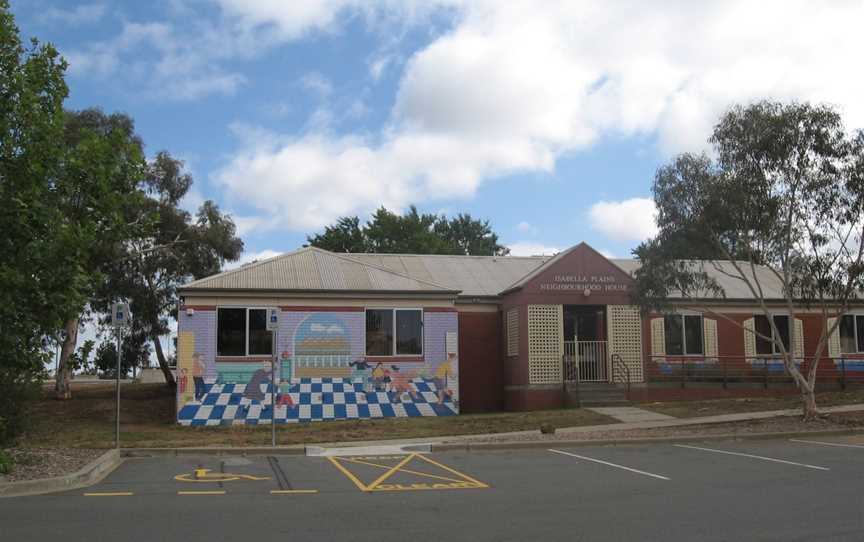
[2, 435, 864, 541]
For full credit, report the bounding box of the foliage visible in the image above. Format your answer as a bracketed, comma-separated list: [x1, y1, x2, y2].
[93, 332, 148, 378]
[634, 101, 864, 419]
[67, 339, 96, 374]
[0, 0, 73, 443]
[308, 206, 509, 255]
[97, 152, 243, 386]
[53, 107, 148, 398]
[0, 449, 10, 474]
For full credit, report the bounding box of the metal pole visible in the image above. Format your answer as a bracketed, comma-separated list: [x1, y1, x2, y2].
[115, 328, 122, 449]
[271, 330, 277, 448]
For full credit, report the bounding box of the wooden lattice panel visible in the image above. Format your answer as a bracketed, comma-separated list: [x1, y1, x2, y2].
[827, 317, 840, 358]
[607, 305, 644, 383]
[703, 318, 718, 361]
[527, 304, 563, 384]
[506, 308, 519, 357]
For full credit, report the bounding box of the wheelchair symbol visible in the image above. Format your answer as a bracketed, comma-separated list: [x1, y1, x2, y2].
[175, 468, 271, 483]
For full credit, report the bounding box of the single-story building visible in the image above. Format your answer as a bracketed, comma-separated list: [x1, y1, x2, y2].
[175, 243, 862, 426]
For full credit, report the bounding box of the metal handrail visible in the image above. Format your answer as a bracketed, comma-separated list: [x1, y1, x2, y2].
[611, 353, 631, 399]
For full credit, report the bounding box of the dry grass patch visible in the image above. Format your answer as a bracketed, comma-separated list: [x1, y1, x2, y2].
[19, 382, 615, 449]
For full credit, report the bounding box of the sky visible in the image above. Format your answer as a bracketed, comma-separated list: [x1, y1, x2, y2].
[11, 0, 864, 362]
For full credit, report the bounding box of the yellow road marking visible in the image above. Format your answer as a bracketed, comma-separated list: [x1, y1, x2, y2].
[177, 490, 226, 496]
[83, 492, 133, 497]
[366, 453, 416, 491]
[414, 454, 489, 488]
[328, 457, 370, 491]
[343, 457, 467, 484]
[269, 489, 319, 495]
[329, 452, 489, 492]
[175, 468, 270, 483]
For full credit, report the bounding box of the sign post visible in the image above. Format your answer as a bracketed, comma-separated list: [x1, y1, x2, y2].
[266, 308, 280, 447]
[111, 302, 130, 449]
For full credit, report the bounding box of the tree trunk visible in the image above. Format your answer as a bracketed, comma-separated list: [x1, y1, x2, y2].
[55, 317, 79, 400]
[152, 336, 176, 388]
[801, 386, 819, 421]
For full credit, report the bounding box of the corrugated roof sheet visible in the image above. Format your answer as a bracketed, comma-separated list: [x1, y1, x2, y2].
[182, 244, 789, 300]
[346, 253, 549, 297]
[181, 247, 456, 293]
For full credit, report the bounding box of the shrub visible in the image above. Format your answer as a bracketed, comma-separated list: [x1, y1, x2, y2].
[0, 367, 41, 446]
[0, 450, 11, 475]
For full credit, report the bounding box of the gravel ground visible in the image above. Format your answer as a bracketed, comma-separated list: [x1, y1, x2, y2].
[0, 448, 103, 483]
[468, 412, 864, 443]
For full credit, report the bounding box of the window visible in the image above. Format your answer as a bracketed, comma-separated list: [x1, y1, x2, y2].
[217, 308, 273, 357]
[839, 314, 864, 353]
[663, 314, 704, 355]
[754, 314, 790, 355]
[506, 308, 519, 357]
[365, 308, 423, 356]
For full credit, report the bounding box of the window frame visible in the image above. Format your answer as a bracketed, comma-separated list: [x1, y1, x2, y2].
[364, 307, 424, 357]
[216, 306, 275, 358]
[839, 313, 864, 354]
[753, 313, 791, 356]
[663, 313, 704, 356]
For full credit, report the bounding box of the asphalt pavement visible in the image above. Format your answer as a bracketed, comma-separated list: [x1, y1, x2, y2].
[2, 435, 864, 541]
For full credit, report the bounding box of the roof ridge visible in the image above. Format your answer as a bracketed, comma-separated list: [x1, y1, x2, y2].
[316, 247, 458, 292]
[346, 252, 549, 260]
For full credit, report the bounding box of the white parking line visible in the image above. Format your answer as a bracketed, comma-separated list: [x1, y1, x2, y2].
[548, 449, 671, 481]
[674, 444, 830, 471]
[790, 438, 864, 449]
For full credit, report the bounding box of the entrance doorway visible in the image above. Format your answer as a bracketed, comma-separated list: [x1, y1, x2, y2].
[563, 306, 608, 382]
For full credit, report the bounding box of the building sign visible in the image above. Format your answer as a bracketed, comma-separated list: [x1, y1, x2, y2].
[538, 274, 628, 293]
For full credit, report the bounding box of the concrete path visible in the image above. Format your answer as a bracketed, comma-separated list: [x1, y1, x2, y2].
[586, 406, 676, 423]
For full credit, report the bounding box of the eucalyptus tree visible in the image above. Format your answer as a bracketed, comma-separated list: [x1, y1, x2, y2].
[98, 152, 244, 388]
[634, 101, 864, 420]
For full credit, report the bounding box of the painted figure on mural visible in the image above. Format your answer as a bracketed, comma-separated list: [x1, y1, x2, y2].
[371, 362, 389, 391]
[191, 352, 206, 401]
[349, 359, 373, 391]
[434, 352, 456, 405]
[244, 367, 271, 402]
[389, 366, 418, 403]
[179, 368, 188, 395]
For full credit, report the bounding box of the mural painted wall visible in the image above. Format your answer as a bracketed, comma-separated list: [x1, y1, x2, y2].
[176, 308, 459, 426]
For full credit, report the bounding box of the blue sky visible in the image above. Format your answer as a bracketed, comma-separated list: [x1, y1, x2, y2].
[11, 0, 864, 267]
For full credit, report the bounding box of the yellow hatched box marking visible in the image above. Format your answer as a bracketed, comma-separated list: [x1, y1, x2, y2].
[328, 453, 489, 492]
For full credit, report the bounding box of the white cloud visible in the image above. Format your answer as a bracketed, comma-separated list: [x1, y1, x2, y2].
[300, 72, 333, 97]
[38, 3, 106, 26]
[507, 242, 560, 257]
[588, 198, 658, 242]
[224, 249, 283, 270]
[216, 0, 864, 234]
[516, 221, 537, 235]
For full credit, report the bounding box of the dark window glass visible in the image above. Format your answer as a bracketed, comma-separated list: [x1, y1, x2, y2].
[856, 316, 864, 353]
[366, 309, 393, 356]
[684, 315, 704, 355]
[217, 308, 246, 356]
[396, 310, 423, 355]
[664, 315, 683, 356]
[755, 315, 773, 355]
[840, 315, 856, 354]
[248, 309, 272, 355]
[774, 315, 790, 353]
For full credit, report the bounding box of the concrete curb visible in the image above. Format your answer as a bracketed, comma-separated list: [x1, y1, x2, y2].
[0, 449, 123, 498]
[429, 428, 864, 452]
[122, 446, 306, 457]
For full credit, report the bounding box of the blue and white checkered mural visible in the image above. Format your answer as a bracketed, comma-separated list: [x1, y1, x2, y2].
[177, 377, 458, 426]
[176, 309, 459, 425]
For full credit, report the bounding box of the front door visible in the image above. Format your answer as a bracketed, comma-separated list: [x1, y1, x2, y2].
[564, 306, 608, 382]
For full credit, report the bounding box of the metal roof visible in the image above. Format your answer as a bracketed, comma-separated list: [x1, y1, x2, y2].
[346, 253, 550, 297]
[181, 244, 789, 301]
[181, 247, 457, 293]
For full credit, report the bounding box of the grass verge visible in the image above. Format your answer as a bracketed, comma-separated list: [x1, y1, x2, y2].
[18, 382, 616, 449]
[639, 387, 864, 418]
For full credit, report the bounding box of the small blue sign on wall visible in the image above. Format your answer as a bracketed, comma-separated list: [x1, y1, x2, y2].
[266, 308, 279, 331]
